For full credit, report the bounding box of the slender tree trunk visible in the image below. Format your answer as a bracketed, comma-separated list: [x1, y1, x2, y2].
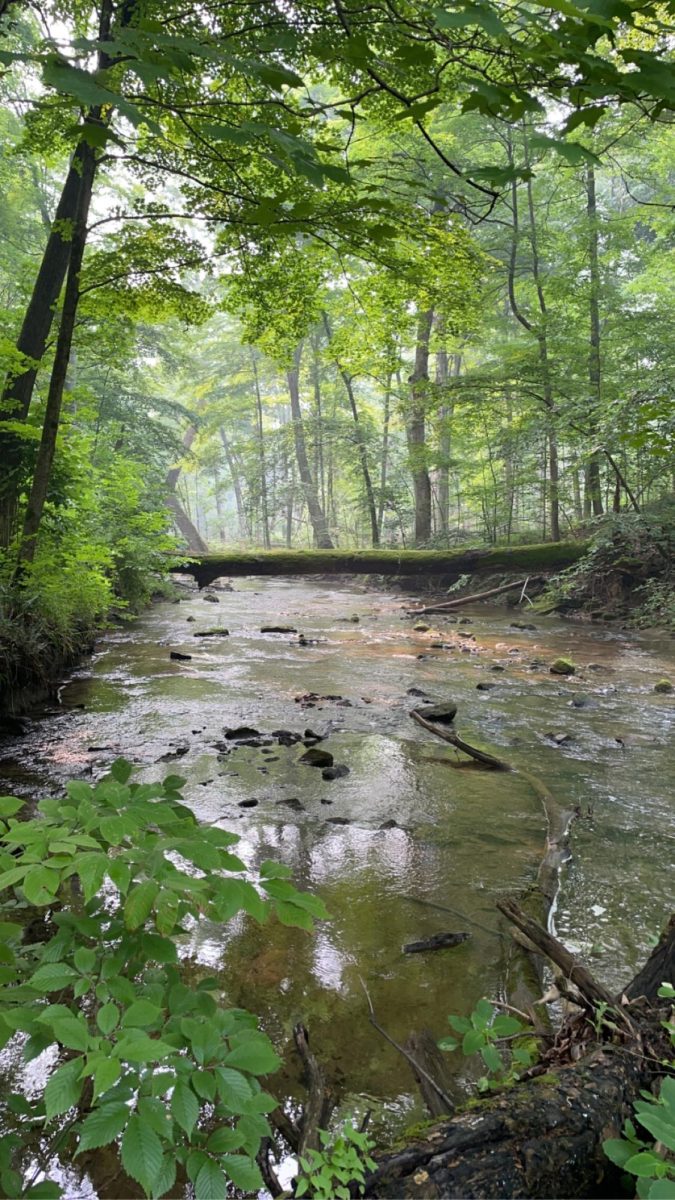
[310, 333, 326, 514]
[586, 163, 604, 517]
[219, 428, 249, 540]
[250, 350, 271, 549]
[407, 309, 434, 546]
[286, 343, 333, 549]
[507, 128, 560, 542]
[212, 466, 226, 543]
[15, 143, 98, 568]
[165, 425, 209, 553]
[377, 371, 392, 540]
[0, 0, 119, 548]
[322, 314, 379, 546]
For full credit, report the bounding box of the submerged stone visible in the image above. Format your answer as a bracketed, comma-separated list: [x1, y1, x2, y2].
[416, 702, 458, 725]
[322, 764, 349, 781]
[193, 628, 229, 637]
[169, 650, 192, 661]
[550, 657, 576, 676]
[299, 747, 334, 768]
[224, 726, 260, 740]
[654, 678, 673, 694]
[261, 625, 297, 634]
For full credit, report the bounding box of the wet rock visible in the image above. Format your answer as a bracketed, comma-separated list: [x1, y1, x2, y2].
[87, 745, 112, 752]
[159, 743, 189, 760]
[459, 617, 473, 625]
[417, 654, 433, 660]
[508, 647, 521, 654]
[458, 631, 475, 640]
[615, 733, 660, 747]
[261, 625, 297, 634]
[169, 650, 192, 661]
[476, 682, 497, 691]
[570, 695, 590, 708]
[211, 742, 230, 753]
[349, 614, 360, 623]
[416, 702, 457, 725]
[430, 642, 453, 649]
[265, 755, 280, 762]
[273, 730, 303, 747]
[325, 817, 351, 825]
[336, 698, 353, 707]
[510, 621, 537, 631]
[550, 657, 576, 676]
[545, 732, 573, 745]
[320, 798, 333, 805]
[407, 687, 431, 698]
[403, 931, 470, 954]
[193, 628, 229, 638]
[490, 665, 505, 672]
[203, 592, 220, 603]
[224, 726, 261, 740]
[654, 678, 673, 694]
[379, 819, 399, 830]
[413, 621, 430, 632]
[198, 779, 214, 786]
[299, 747, 334, 768]
[186, 616, 196, 623]
[277, 797, 305, 812]
[238, 798, 258, 808]
[297, 634, 318, 646]
[322, 764, 350, 781]
[304, 728, 323, 741]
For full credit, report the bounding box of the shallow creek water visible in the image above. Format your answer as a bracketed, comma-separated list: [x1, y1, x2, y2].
[1, 577, 674, 1183]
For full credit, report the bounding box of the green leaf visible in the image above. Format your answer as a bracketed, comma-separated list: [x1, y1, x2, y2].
[124, 881, 159, 931]
[206, 1127, 243, 1153]
[625, 1151, 666, 1178]
[24, 1183, 62, 1198]
[137, 1097, 174, 1141]
[480, 1043, 503, 1074]
[155, 890, 180, 936]
[647, 1181, 675, 1199]
[171, 1081, 199, 1136]
[45, 1059, 84, 1119]
[194, 1158, 229, 1200]
[76, 1103, 129, 1153]
[121, 1000, 162, 1028]
[110, 759, 133, 784]
[74, 947, 97, 975]
[636, 1111, 675, 1154]
[604, 1138, 639, 1168]
[49, 1017, 91, 1053]
[97, 1003, 120, 1035]
[191, 1070, 216, 1101]
[113, 1035, 175, 1062]
[274, 901, 313, 931]
[29, 963, 80, 993]
[76, 853, 108, 903]
[121, 1114, 164, 1196]
[462, 1029, 485, 1056]
[93, 1058, 121, 1100]
[0, 797, 24, 818]
[214, 1067, 253, 1108]
[23, 866, 61, 905]
[220, 1154, 263, 1192]
[225, 1035, 280, 1076]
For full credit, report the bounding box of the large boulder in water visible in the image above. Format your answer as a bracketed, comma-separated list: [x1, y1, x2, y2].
[415, 702, 458, 725]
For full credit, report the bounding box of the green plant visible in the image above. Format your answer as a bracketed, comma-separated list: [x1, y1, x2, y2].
[603, 983, 675, 1199]
[439, 998, 538, 1092]
[296, 1123, 377, 1200]
[0, 760, 328, 1199]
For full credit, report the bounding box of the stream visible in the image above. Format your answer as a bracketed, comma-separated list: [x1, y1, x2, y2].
[1, 576, 674, 1190]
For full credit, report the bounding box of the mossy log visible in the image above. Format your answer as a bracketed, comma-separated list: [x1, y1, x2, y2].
[366, 916, 675, 1200]
[171, 542, 589, 588]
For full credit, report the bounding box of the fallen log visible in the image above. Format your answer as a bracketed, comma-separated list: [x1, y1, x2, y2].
[406, 576, 542, 616]
[366, 913, 675, 1199]
[169, 542, 589, 588]
[403, 931, 470, 954]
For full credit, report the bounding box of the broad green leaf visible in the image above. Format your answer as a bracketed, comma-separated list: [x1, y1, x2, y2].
[191, 1070, 216, 1100]
[206, 1127, 243, 1153]
[45, 1059, 84, 1119]
[76, 853, 108, 903]
[110, 759, 133, 784]
[138, 1097, 174, 1140]
[462, 1029, 485, 1055]
[225, 1036, 280, 1076]
[121, 1000, 162, 1028]
[604, 1137, 639, 1168]
[635, 1111, 675, 1154]
[124, 881, 158, 931]
[113, 1035, 176, 1062]
[214, 1067, 253, 1108]
[24, 1183, 62, 1198]
[97, 1003, 120, 1035]
[625, 1151, 667, 1178]
[171, 1081, 199, 1136]
[121, 1114, 164, 1195]
[194, 1158, 229, 1200]
[74, 947, 97, 975]
[93, 1058, 121, 1100]
[274, 901, 313, 931]
[49, 1017, 91, 1053]
[76, 1103, 129, 1153]
[23, 866, 61, 905]
[29, 963, 80, 992]
[0, 797, 24, 818]
[220, 1154, 263, 1192]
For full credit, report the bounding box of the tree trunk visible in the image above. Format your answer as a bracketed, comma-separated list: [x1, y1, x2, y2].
[0, 0, 120, 548]
[286, 344, 333, 549]
[435, 347, 453, 543]
[407, 308, 434, 546]
[219, 428, 249, 540]
[15, 142, 98, 568]
[586, 164, 604, 517]
[322, 314, 379, 546]
[377, 371, 392, 540]
[251, 350, 271, 549]
[165, 426, 209, 554]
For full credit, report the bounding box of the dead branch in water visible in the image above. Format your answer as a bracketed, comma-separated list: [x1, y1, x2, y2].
[406, 575, 542, 615]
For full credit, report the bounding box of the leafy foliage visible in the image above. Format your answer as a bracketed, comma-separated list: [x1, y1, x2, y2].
[0, 761, 328, 1197]
[439, 998, 538, 1091]
[296, 1124, 377, 1200]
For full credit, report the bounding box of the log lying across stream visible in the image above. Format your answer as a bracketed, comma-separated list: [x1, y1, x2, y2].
[170, 542, 589, 588]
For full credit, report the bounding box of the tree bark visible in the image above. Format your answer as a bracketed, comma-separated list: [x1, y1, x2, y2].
[585, 163, 604, 518]
[250, 350, 271, 549]
[407, 308, 434, 546]
[165, 425, 209, 554]
[219, 428, 249, 540]
[377, 371, 392, 540]
[286, 344, 333, 548]
[323, 314, 379, 546]
[15, 142, 98, 568]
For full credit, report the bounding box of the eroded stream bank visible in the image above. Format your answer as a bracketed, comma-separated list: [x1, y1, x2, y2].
[1, 577, 673, 1157]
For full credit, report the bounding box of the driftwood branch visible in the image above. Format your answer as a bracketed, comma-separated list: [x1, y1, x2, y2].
[411, 709, 510, 770]
[407, 576, 542, 616]
[293, 1023, 333, 1156]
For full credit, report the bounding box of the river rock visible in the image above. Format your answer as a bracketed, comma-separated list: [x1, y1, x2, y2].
[325, 817, 351, 825]
[403, 931, 470, 954]
[224, 725, 261, 740]
[476, 681, 497, 691]
[379, 819, 399, 830]
[299, 747, 334, 768]
[277, 797, 305, 812]
[261, 625, 297, 634]
[186, 616, 196, 623]
[413, 621, 430, 632]
[203, 592, 220, 603]
[407, 687, 431, 697]
[169, 650, 192, 661]
[545, 731, 573, 745]
[550, 657, 576, 676]
[459, 617, 473, 625]
[490, 665, 505, 672]
[193, 628, 229, 637]
[510, 621, 537, 631]
[322, 764, 350, 781]
[654, 678, 673, 694]
[416, 702, 458, 725]
[159, 742, 189, 759]
[238, 798, 258, 808]
[304, 728, 323, 741]
[273, 730, 303, 746]
[570, 694, 590, 708]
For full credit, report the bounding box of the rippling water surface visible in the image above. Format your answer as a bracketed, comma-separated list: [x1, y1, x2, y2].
[1, 577, 673, 1182]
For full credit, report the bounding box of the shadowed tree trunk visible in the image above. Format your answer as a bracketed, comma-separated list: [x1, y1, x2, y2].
[377, 371, 393, 540]
[585, 162, 604, 518]
[323, 314, 379, 546]
[219, 428, 249, 540]
[165, 426, 209, 554]
[286, 343, 333, 549]
[407, 308, 434, 546]
[250, 349, 271, 548]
